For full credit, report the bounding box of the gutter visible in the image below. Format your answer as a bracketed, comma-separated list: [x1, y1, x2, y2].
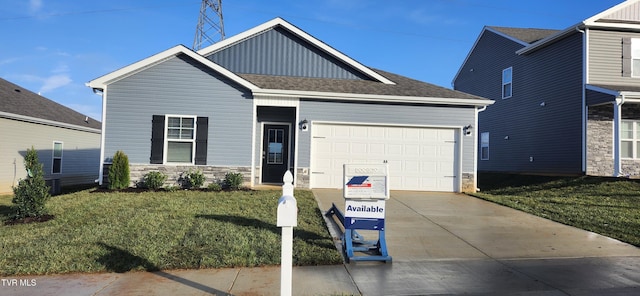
[253, 89, 494, 107]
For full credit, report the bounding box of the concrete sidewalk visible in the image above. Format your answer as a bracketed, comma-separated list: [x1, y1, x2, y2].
[4, 189, 640, 295]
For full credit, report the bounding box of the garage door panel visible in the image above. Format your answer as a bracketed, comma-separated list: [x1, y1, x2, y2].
[311, 123, 459, 191]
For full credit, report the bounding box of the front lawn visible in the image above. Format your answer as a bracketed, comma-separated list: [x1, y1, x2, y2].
[0, 189, 342, 276]
[473, 174, 640, 247]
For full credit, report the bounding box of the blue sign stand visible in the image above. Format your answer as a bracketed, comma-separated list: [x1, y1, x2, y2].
[326, 203, 392, 263]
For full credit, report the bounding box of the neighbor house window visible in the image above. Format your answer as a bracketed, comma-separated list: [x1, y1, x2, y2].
[633, 39, 640, 77]
[621, 120, 640, 159]
[502, 67, 512, 99]
[166, 116, 196, 163]
[480, 132, 489, 160]
[52, 141, 63, 173]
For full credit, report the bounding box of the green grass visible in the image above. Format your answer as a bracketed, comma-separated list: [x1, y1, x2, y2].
[0, 189, 342, 276]
[473, 174, 640, 247]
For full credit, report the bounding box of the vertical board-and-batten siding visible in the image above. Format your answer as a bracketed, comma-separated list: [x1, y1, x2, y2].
[297, 100, 476, 173]
[206, 27, 371, 80]
[589, 29, 640, 86]
[104, 54, 253, 166]
[455, 30, 584, 174]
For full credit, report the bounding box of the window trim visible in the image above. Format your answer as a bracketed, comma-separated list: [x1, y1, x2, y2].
[163, 114, 197, 164]
[621, 120, 640, 159]
[502, 67, 513, 99]
[632, 38, 640, 78]
[480, 132, 489, 160]
[52, 141, 63, 174]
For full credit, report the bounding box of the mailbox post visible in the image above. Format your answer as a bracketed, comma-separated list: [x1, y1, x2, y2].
[277, 171, 297, 296]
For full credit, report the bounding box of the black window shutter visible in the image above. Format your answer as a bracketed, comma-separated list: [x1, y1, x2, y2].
[622, 38, 632, 77]
[150, 115, 165, 164]
[195, 117, 208, 165]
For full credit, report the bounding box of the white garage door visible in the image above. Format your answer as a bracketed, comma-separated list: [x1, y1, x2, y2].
[310, 123, 459, 192]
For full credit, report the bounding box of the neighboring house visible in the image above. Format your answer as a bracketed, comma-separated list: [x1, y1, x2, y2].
[0, 78, 101, 194]
[453, 0, 640, 177]
[87, 17, 492, 193]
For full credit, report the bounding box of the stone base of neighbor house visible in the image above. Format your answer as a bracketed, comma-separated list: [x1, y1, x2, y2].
[587, 105, 640, 177]
[461, 173, 476, 193]
[102, 164, 252, 188]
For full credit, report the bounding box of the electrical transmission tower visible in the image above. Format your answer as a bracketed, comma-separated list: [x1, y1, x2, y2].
[193, 0, 225, 50]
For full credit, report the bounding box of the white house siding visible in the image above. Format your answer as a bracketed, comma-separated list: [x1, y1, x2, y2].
[0, 117, 100, 194]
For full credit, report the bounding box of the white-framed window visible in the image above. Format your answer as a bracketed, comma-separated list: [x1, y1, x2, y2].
[52, 141, 63, 174]
[502, 67, 512, 99]
[621, 120, 640, 159]
[480, 132, 489, 160]
[165, 115, 197, 163]
[632, 39, 640, 77]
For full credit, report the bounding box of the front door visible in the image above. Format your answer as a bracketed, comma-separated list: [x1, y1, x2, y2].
[262, 124, 290, 183]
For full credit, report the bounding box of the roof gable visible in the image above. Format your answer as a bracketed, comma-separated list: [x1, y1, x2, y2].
[87, 45, 258, 90]
[0, 78, 101, 130]
[206, 25, 373, 80]
[198, 17, 395, 85]
[585, 0, 640, 28]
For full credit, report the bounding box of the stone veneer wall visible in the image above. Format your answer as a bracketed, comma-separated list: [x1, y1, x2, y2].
[103, 164, 252, 188]
[587, 104, 640, 177]
[587, 105, 614, 176]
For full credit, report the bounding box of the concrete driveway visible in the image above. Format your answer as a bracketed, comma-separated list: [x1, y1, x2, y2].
[313, 189, 640, 295]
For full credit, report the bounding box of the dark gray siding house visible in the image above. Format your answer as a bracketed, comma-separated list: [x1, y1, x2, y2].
[88, 17, 492, 193]
[0, 78, 101, 194]
[453, 0, 640, 178]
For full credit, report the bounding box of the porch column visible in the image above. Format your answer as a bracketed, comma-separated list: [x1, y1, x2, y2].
[613, 98, 623, 177]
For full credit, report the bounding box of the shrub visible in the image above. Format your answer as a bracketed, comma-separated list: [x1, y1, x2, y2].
[143, 171, 167, 190]
[183, 169, 205, 189]
[164, 185, 180, 192]
[224, 172, 244, 191]
[207, 182, 222, 192]
[108, 151, 130, 190]
[12, 147, 51, 219]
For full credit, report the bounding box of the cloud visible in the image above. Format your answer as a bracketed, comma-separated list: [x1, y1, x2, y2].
[39, 74, 72, 93]
[29, 0, 43, 13]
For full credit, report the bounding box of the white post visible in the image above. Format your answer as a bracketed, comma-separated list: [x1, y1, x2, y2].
[277, 171, 296, 296]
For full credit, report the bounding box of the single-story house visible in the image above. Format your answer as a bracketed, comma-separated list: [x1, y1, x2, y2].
[0, 78, 101, 194]
[87, 17, 492, 192]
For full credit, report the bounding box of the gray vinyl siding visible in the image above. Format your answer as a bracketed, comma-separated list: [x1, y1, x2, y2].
[104, 54, 253, 166]
[0, 118, 100, 193]
[589, 29, 640, 86]
[455, 30, 584, 174]
[206, 27, 371, 80]
[297, 100, 476, 173]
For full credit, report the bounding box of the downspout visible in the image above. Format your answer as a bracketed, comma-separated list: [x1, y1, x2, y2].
[92, 87, 107, 186]
[474, 105, 488, 191]
[614, 96, 625, 177]
[576, 26, 587, 174]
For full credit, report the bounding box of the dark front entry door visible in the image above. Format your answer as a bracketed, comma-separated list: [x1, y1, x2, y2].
[262, 124, 290, 183]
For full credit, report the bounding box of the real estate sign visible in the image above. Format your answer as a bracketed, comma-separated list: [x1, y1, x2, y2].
[343, 164, 389, 200]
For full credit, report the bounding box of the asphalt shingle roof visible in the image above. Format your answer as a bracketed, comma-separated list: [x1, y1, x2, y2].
[488, 26, 561, 44]
[240, 68, 489, 101]
[0, 78, 101, 130]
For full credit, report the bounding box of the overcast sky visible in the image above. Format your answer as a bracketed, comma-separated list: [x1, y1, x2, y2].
[0, 0, 623, 121]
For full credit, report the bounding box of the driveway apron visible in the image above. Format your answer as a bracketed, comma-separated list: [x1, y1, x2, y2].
[313, 189, 640, 295]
